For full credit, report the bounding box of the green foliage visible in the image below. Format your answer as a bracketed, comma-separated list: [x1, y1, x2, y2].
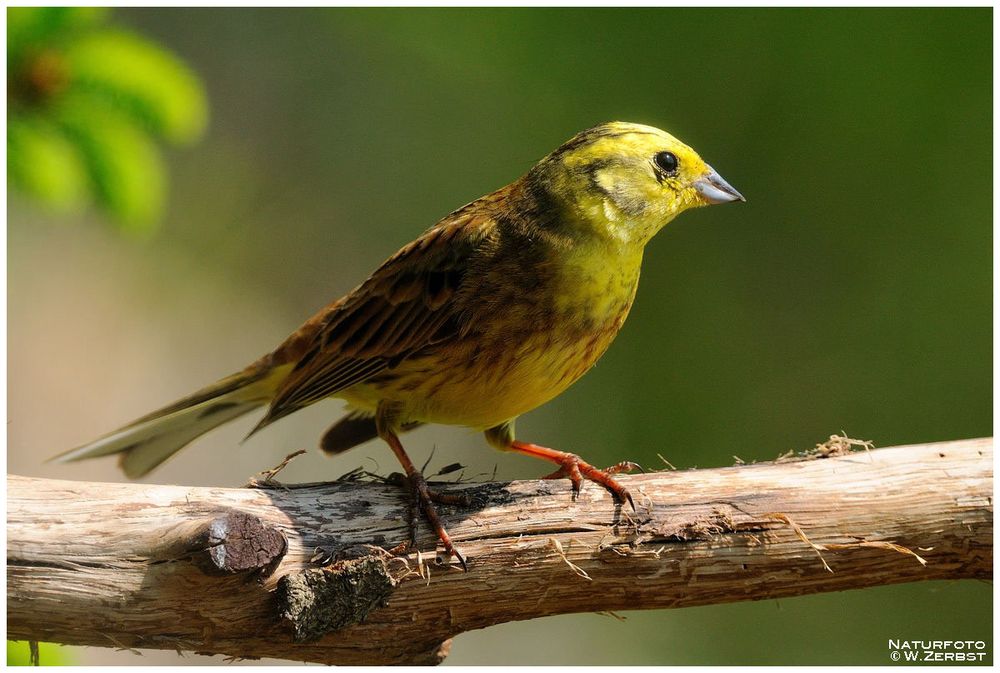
[7, 641, 73, 666]
[63, 29, 207, 144]
[7, 7, 207, 232]
[7, 115, 88, 210]
[7, 7, 108, 65]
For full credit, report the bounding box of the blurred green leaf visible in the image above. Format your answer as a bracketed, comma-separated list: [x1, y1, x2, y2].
[7, 7, 107, 65]
[7, 8, 207, 229]
[7, 641, 72, 666]
[7, 115, 89, 211]
[64, 29, 208, 144]
[53, 94, 166, 233]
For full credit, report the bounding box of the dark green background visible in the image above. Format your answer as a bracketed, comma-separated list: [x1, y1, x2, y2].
[9, 8, 991, 665]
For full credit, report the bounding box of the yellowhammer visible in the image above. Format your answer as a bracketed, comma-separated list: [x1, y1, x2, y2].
[55, 121, 744, 568]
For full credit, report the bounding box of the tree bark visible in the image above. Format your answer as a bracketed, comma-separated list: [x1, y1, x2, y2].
[6, 437, 992, 665]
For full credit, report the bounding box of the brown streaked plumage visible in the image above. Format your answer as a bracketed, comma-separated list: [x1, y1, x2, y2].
[54, 122, 744, 569]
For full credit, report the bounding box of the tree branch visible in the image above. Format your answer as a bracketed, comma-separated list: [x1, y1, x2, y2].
[7, 437, 992, 665]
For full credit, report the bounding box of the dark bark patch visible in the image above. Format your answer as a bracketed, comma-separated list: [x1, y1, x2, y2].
[277, 555, 397, 642]
[189, 511, 287, 576]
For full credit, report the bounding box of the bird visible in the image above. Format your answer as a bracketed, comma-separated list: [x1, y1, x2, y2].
[53, 121, 744, 569]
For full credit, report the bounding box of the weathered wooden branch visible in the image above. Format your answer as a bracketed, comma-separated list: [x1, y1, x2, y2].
[7, 437, 992, 665]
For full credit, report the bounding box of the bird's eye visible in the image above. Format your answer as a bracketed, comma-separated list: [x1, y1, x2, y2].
[653, 151, 679, 175]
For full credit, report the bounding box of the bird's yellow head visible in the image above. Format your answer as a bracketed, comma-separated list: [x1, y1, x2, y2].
[529, 121, 744, 246]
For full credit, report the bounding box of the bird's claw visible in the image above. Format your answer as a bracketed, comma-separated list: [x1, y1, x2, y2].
[539, 451, 636, 511]
[605, 460, 643, 475]
[394, 471, 469, 571]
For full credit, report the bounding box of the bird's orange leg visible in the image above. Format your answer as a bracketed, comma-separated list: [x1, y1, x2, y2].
[507, 440, 638, 511]
[381, 429, 468, 570]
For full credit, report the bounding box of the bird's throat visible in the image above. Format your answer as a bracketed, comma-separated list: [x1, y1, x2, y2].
[552, 241, 643, 330]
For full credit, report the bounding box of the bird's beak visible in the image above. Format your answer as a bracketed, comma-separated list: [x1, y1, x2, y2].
[694, 166, 745, 205]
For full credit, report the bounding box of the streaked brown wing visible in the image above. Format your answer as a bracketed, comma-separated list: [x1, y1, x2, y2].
[256, 210, 493, 430]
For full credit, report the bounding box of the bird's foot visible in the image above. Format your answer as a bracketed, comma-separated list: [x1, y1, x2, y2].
[510, 441, 637, 511]
[387, 471, 470, 571]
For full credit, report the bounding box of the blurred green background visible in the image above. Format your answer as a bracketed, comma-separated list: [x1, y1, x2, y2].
[7, 7, 991, 666]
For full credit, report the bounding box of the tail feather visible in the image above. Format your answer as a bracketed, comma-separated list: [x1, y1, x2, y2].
[320, 412, 379, 454]
[319, 411, 422, 455]
[52, 366, 284, 478]
[118, 400, 261, 478]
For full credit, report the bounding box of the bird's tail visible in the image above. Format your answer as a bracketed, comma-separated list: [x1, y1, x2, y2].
[51, 365, 286, 478]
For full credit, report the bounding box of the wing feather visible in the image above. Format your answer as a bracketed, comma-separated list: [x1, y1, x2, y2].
[253, 210, 493, 432]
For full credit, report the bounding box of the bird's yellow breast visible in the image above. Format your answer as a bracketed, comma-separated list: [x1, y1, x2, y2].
[340, 242, 643, 429]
